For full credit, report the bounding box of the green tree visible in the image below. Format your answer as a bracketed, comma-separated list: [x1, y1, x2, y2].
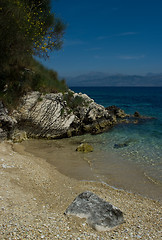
[0, 0, 65, 94]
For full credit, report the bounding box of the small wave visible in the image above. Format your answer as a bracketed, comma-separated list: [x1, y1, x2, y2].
[144, 172, 161, 185]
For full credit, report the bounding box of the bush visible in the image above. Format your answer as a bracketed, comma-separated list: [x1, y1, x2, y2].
[0, 0, 66, 110]
[30, 59, 68, 93]
[63, 91, 85, 109]
[0, 59, 68, 110]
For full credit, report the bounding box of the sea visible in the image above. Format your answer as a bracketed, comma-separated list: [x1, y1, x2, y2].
[20, 87, 162, 201]
[71, 87, 162, 199]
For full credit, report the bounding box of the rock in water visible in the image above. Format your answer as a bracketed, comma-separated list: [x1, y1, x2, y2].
[133, 111, 141, 118]
[64, 191, 124, 231]
[76, 143, 93, 153]
[114, 143, 129, 149]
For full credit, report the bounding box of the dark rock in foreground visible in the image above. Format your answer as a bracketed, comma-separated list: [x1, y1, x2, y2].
[64, 191, 124, 231]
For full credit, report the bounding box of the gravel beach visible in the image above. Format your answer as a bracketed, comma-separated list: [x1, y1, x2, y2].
[0, 141, 161, 239]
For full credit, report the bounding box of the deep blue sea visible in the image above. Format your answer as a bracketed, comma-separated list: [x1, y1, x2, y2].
[71, 87, 162, 195]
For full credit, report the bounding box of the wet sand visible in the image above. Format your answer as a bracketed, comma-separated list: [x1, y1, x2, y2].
[0, 140, 161, 239]
[19, 138, 162, 202]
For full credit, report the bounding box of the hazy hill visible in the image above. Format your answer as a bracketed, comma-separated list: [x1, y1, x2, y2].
[66, 72, 162, 87]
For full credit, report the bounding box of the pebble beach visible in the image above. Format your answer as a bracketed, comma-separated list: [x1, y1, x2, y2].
[0, 141, 161, 239]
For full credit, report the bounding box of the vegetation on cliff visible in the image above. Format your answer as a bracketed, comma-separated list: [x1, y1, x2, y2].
[0, 0, 67, 109]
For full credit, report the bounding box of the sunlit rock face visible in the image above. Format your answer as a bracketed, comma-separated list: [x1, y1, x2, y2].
[2, 90, 150, 140]
[12, 91, 118, 139]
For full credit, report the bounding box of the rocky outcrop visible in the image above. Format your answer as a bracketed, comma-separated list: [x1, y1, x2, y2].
[64, 191, 124, 231]
[106, 105, 128, 119]
[11, 91, 118, 139]
[12, 91, 75, 139]
[1, 90, 154, 140]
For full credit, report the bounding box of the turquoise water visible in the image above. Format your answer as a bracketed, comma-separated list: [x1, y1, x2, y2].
[71, 87, 162, 185]
[20, 87, 162, 200]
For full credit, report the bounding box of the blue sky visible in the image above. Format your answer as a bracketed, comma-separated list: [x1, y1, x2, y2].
[40, 0, 162, 77]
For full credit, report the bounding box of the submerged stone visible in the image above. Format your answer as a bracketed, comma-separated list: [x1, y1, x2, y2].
[64, 191, 124, 231]
[114, 143, 129, 149]
[76, 143, 93, 153]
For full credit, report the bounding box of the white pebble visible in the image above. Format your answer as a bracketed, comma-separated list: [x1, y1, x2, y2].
[1, 164, 7, 168]
[137, 235, 142, 239]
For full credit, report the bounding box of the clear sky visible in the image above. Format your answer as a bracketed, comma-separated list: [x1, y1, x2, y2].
[40, 0, 162, 77]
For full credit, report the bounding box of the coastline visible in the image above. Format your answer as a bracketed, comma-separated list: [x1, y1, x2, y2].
[17, 138, 162, 202]
[0, 141, 161, 239]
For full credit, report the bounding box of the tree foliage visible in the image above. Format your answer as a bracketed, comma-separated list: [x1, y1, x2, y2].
[0, 0, 66, 106]
[0, 0, 65, 63]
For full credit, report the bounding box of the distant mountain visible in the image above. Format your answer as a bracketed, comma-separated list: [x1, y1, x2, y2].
[65, 72, 162, 87]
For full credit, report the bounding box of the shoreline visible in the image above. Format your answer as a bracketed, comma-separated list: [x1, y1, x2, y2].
[17, 138, 162, 202]
[0, 140, 161, 239]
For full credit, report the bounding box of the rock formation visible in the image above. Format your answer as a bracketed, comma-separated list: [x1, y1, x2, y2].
[0, 101, 17, 140]
[0, 90, 154, 140]
[64, 191, 124, 231]
[11, 91, 118, 139]
[106, 105, 128, 119]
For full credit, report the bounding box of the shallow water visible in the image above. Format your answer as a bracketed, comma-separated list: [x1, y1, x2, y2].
[71, 87, 162, 184]
[17, 87, 162, 201]
[19, 137, 162, 201]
